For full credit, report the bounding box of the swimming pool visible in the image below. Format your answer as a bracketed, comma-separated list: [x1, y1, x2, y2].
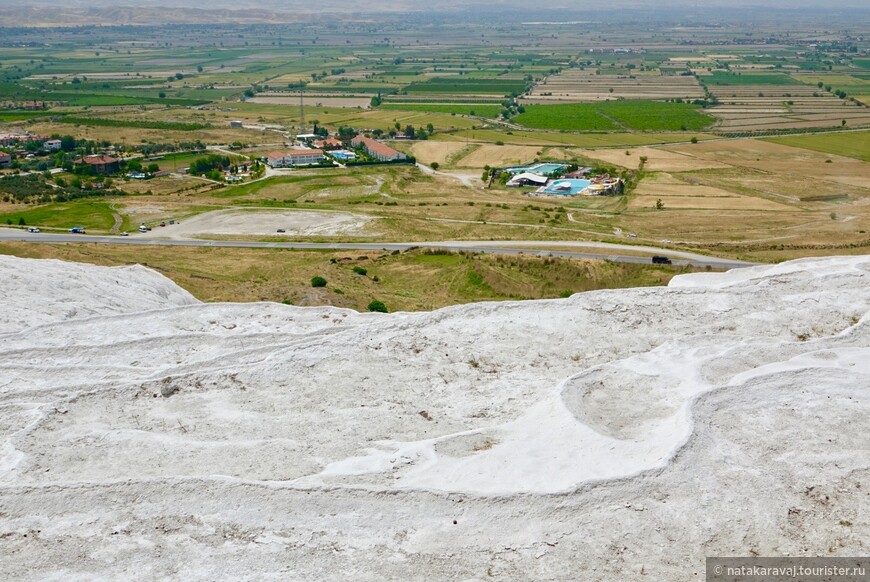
[541, 179, 591, 195]
[505, 162, 568, 175]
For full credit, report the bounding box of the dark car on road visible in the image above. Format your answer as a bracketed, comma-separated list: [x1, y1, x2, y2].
[652, 255, 672, 264]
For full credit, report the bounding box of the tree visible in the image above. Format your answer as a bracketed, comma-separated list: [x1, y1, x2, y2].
[352, 266, 368, 276]
[690, 136, 699, 144]
[311, 276, 327, 288]
[18, 217, 26, 226]
[60, 135, 76, 152]
[368, 300, 388, 313]
[430, 162, 440, 170]
[197, 65, 204, 73]
[147, 163, 160, 173]
[158, 92, 166, 99]
[655, 198, 665, 210]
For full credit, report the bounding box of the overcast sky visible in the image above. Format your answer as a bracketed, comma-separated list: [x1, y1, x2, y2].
[6, 0, 870, 7]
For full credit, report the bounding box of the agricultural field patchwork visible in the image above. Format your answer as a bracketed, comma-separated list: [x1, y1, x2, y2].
[525, 70, 704, 103]
[704, 84, 870, 132]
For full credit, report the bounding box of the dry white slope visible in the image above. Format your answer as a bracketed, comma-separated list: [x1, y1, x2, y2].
[0, 254, 869, 580]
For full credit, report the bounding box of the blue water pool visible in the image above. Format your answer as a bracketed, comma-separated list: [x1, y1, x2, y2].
[528, 163, 567, 175]
[505, 162, 568, 175]
[541, 179, 591, 195]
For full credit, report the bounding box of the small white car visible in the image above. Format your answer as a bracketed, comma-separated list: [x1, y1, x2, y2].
[27, 227, 40, 233]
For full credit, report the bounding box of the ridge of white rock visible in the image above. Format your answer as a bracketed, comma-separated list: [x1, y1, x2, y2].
[0, 254, 868, 580]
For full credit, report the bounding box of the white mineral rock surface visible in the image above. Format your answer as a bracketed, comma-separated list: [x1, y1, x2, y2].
[1, 254, 868, 580]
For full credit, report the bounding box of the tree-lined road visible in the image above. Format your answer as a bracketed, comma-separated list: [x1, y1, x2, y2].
[0, 229, 756, 270]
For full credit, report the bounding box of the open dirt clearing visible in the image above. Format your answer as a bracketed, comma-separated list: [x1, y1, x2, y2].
[137, 208, 374, 239]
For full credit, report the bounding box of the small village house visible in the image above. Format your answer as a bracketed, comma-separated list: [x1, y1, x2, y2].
[76, 154, 119, 175]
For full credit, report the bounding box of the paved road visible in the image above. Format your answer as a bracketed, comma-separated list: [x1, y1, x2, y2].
[0, 229, 756, 270]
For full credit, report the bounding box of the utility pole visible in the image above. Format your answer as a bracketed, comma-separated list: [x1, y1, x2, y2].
[299, 88, 305, 134]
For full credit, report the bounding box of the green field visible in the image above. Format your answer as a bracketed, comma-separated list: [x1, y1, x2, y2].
[380, 103, 503, 117]
[764, 131, 870, 162]
[404, 77, 529, 95]
[702, 71, 799, 85]
[0, 200, 117, 231]
[0, 111, 70, 121]
[514, 101, 714, 131]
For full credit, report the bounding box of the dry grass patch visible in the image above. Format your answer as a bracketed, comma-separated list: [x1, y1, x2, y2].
[411, 141, 472, 166]
[0, 243, 693, 312]
[585, 147, 731, 172]
[454, 144, 541, 169]
[630, 173, 793, 211]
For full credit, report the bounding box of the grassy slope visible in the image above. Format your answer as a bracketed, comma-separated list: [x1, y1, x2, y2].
[0, 242, 692, 312]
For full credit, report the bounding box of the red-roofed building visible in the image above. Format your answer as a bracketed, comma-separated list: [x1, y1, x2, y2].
[76, 154, 119, 175]
[350, 136, 406, 162]
[0, 152, 11, 168]
[265, 151, 287, 168]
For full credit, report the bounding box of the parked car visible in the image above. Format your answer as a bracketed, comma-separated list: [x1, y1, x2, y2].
[68, 227, 85, 234]
[120, 231, 129, 236]
[276, 228, 286, 233]
[651, 255, 672, 265]
[27, 226, 40, 233]
[627, 233, 637, 238]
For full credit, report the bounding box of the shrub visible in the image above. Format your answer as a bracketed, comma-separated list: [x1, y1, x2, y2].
[311, 276, 327, 287]
[352, 266, 368, 276]
[368, 300, 388, 313]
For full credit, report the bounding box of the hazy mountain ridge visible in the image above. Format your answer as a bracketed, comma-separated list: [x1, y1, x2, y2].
[1, 1, 868, 27]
